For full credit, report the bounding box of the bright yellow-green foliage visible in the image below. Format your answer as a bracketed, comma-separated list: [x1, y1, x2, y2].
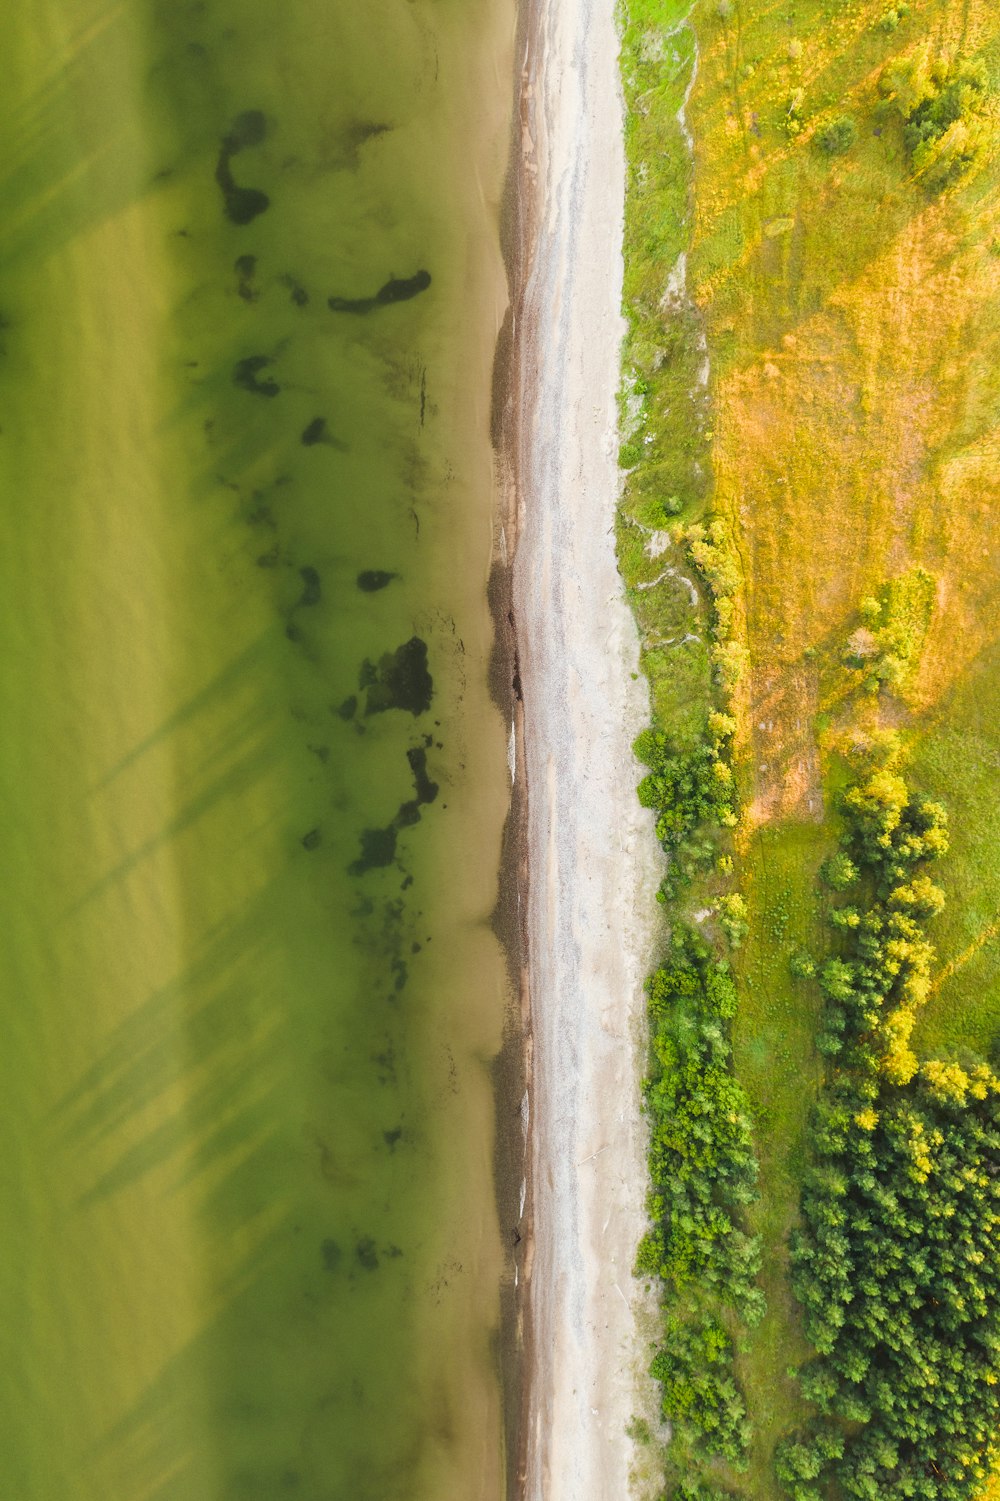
[781, 744, 1000, 1500]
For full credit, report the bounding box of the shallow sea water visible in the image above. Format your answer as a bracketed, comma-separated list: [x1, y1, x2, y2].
[0, 2, 515, 1497]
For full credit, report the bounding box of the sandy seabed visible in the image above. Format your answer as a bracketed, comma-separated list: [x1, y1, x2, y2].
[513, 0, 665, 1494]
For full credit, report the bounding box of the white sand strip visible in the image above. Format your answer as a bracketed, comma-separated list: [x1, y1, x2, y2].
[515, 0, 663, 1494]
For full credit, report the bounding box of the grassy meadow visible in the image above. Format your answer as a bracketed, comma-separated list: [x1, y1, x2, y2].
[619, 0, 1000, 1494]
[0, 2, 515, 1498]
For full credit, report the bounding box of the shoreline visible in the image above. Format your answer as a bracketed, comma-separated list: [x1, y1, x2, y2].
[507, 0, 664, 1494]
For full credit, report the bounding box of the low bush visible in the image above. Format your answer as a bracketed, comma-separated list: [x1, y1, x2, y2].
[842, 570, 935, 696]
[815, 116, 858, 155]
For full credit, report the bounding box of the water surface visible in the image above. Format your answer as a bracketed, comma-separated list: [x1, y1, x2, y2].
[0, 2, 515, 1496]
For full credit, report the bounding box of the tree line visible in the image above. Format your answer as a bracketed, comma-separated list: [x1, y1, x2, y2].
[779, 733, 1000, 1501]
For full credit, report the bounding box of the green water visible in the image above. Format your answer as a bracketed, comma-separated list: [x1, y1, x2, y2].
[0, 2, 515, 1497]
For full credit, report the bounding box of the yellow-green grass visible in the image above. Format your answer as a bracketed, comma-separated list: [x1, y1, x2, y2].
[685, 0, 1000, 1491]
[721, 821, 830, 1494]
[911, 644, 1000, 1062]
[622, 0, 1000, 1491]
[0, 1, 514, 1497]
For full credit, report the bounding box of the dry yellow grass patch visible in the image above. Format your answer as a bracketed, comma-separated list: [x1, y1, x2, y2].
[690, 0, 1000, 826]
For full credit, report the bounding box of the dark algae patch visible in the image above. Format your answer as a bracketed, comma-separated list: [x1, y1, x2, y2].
[406, 746, 439, 808]
[234, 253, 257, 301]
[297, 566, 321, 607]
[357, 568, 397, 592]
[223, 107, 268, 152]
[329, 269, 431, 315]
[232, 354, 280, 396]
[350, 742, 440, 875]
[350, 825, 399, 876]
[300, 417, 328, 446]
[361, 636, 433, 716]
[215, 108, 270, 225]
[320, 1238, 343, 1272]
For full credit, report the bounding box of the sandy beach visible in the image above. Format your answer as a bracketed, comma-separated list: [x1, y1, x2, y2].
[514, 0, 664, 1493]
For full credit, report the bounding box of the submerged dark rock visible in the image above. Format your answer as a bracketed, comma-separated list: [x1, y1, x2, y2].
[320, 1238, 342, 1271]
[396, 745, 440, 829]
[216, 163, 270, 226]
[328, 269, 431, 315]
[334, 695, 358, 721]
[375, 269, 430, 304]
[362, 637, 433, 716]
[339, 120, 392, 168]
[396, 800, 421, 829]
[357, 569, 397, 593]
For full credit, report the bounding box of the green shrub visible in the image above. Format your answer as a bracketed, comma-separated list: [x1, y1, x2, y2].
[880, 55, 990, 191]
[718, 891, 749, 948]
[815, 116, 858, 155]
[821, 851, 858, 891]
[790, 949, 817, 980]
[669, 1482, 740, 1501]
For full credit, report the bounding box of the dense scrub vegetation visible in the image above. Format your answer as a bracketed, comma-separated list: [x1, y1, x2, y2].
[779, 734, 1000, 1500]
[636, 711, 737, 901]
[633, 507, 762, 1499]
[636, 732, 761, 1495]
[880, 54, 991, 193]
[617, 1, 764, 1491]
[638, 928, 761, 1318]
